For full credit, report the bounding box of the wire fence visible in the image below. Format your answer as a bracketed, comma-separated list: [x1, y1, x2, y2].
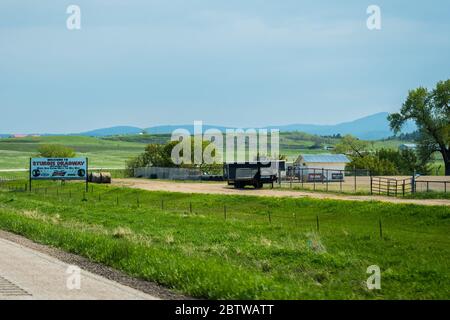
[0, 180, 389, 237]
[0, 168, 448, 200]
[279, 168, 371, 194]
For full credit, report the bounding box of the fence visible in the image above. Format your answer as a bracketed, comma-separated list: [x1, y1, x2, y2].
[370, 176, 450, 196]
[1, 169, 449, 198]
[134, 166, 203, 180]
[280, 167, 371, 193]
[0, 180, 388, 237]
[370, 177, 413, 196]
[414, 179, 449, 193]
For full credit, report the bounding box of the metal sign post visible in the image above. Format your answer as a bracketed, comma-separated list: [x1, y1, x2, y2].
[29, 158, 32, 192]
[85, 158, 89, 193]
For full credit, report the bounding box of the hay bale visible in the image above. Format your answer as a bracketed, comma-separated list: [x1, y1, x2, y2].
[100, 172, 111, 184]
[90, 172, 102, 183]
[88, 172, 111, 184]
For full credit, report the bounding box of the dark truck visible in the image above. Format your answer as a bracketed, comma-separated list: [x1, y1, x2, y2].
[223, 161, 285, 189]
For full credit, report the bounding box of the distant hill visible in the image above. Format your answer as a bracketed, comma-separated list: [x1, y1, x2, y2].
[270, 112, 416, 140]
[79, 126, 143, 137]
[145, 124, 232, 135]
[143, 112, 416, 140]
[4, 112, 414, 140]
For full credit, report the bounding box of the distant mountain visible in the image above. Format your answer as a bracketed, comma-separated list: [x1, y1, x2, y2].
[144, 113, 415, 140]
[79, 126, 143, 137]
[145, 124, 232, 135]
[66, 112, 416, 140]
[270, 112, 416, 140]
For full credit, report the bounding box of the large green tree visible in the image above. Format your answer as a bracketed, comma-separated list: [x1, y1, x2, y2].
[333, 134, 369, 157]
[388, 79, 450, 175]
[37, 144, 76, 158]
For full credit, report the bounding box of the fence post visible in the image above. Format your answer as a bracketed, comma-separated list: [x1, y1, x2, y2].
[445, 182, 447, 194]
[387, 180, 390, 196]
[353, 166, 357, 193]
[402, 181, 405, 197]
[370, 175, 373, 195]
[189, 202, 192, 214]
[316, 215, 319, 232]
[268, 211, 272, 224]
[301, 168, 304, 189]
[224, 205, 227, 220]
[313, 169, 316, 191]
[278, 166, 281, 188]
[395, 180, 398, 197]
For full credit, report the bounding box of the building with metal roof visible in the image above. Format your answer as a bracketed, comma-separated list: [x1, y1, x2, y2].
[295, 154, 350, 164]
[293, 154, 351, 182]
[399, 143, 417, 151]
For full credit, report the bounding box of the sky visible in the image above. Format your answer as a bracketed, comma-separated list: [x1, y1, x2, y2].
[0, 0, 449, 133]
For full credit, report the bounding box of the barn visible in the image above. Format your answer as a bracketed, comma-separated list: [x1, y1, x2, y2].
[293, 154, 350, 182]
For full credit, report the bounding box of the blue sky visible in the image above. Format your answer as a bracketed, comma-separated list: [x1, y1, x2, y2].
[1, 0, 449, 133]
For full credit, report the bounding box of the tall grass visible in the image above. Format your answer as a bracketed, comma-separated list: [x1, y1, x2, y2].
[0, 182, 449, 299]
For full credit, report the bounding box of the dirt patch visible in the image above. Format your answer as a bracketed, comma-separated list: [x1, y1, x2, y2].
[113, 179, 450, 207]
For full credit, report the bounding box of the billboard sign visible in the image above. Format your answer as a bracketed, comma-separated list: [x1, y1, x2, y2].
[30, 158, 88, 180]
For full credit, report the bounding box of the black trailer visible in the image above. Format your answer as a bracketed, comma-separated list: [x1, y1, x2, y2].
[223, 161, 283, 189]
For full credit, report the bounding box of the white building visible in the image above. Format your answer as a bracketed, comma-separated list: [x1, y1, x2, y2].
[399, 143, 417, 151]
[293, 154, 350, 181]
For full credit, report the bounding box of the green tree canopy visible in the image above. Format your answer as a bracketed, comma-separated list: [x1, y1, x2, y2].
[333, 135, 369, 157]
[126, 140, 220, 174]
[37, 144, 76, 158]
[347, 148, 428, 176]
[388, 79, 450, 175]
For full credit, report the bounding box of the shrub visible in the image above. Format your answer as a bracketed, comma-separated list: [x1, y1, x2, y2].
[37, 144, 76, 158]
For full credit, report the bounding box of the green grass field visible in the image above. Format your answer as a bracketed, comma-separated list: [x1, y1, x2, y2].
[0, 136, 146, 169]
[0, 134, 443, 174]
[0, 181, 448, 299]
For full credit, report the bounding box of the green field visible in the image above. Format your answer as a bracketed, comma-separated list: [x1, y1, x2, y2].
[0, 133, 416, 170]
[0, 136, 146, 170]
[0, 182, 448, 299]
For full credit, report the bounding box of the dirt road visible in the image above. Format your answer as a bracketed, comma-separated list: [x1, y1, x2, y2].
[113, 179, 450, 207]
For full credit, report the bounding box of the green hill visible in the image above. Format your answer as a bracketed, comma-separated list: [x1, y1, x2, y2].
[0, 133, 415, 170]
[0, 136, 146, 169]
